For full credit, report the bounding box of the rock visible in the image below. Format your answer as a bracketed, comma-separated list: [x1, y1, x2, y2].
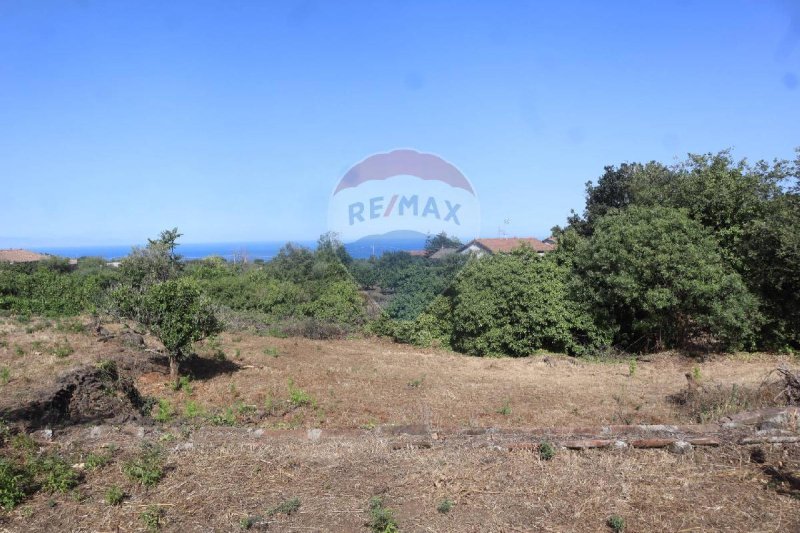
[33, 429, 53, 441]
[119, 331, 145, 349]
[668, 441, 693, 454]
[613, 440, 628, 450]
[173, 442, 194, 452]
[307, 428, 323, 442]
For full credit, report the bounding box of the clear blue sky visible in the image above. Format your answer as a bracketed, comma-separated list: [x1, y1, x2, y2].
[1, 0, 798, 246]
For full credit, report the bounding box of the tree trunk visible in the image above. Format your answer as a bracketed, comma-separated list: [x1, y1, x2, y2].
[169, 356, 179, 384]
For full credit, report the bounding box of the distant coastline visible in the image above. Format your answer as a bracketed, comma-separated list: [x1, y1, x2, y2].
[27, 237, 429, 261]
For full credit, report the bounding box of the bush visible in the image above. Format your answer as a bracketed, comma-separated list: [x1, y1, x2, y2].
[571, 206, 760, 352]
[447, 249, 609, 356]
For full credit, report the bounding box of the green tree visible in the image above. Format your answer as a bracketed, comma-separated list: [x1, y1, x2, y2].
[119, 227, 184, 288]
[571, 206, 760, 352]
[424, 232, 462, 255]
[114, 278, 221, 382]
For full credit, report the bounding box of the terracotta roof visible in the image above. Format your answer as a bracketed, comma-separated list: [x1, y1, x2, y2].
[461, 238, 555, 254]
[0, 249, 51, 263]
[407, 250, 427, 257]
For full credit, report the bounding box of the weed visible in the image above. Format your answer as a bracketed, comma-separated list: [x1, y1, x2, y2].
[209, 407, 236, 426]
[105, 485, 124, 505]
[30, 340, 44, 351]
[95, 359, 117, 381]
[14, 345, 25, 357]
[31, 456, 80, 493]
[0, 367, 9, 385]
[159, 433, 176, 443]
[56, 319, 86, 334]
[539, 441, 556, 461]
[84, 451, 112, 470]
[140, 505, 164, 532]
[692, 366, 702, 381]
[239, 515, 264, 529]
[171, 376, 193, 394]
[267, 496, 301, 516]
[607, 514, 626, 532]
[123, 443, 165, 487]
[436, 497, 454, 514]
[184, 400, 203, 418]
[407, 377, 424, 389]
[51, 339, 74, 358]
[263, 346, 279, 358]
[497, 400, 512, 416]
[234, 348, 242, 359]
[154, 399, 174, 423]
[288, 378, 314, 407]
[11, 433, 36, 452]
[0, 458, 30, 510]
[628, 358, 637, 377]
[368, 496, 399, 533]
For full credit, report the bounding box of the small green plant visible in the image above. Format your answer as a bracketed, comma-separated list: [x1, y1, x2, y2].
[607, 514, 625, 532]
[267, 496, 301, 516]
[154, 399, 174, 423]
[692, 366, 702, 381]
[288, 378, 314, 407]
[158, 432, 176, 443]
[184, 400, 203, 418]
[14, 345, 25, 357]
[407, 377, 424, 389]
[0, 458, 30, 510]
[105, 485, 125, 505]
[436, 497, 454, 514]
[263, 346, 279, 358]
[628, 358, 637, 377]
[368, 496, 399, 533]
[239, 515, 264, 530]
[140, 505, 164, 532]
[497, 400, 511, 416]
[84, 451, 112, 470]
[209, 407, 236, 426]
[10, 433, 36, 452]
[0, 367, 9, 385]
[56, 319, 86, 334]
[538, 441, 556, 461]
[123, 443, 165, 487]
[95, 359, 117, 380]
[51, 339, 74, 358]
[32, 456, 80, 493]
[171, 376, 193, 394]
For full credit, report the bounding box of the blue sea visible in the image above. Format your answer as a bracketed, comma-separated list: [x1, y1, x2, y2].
[30, 236, 429, 262]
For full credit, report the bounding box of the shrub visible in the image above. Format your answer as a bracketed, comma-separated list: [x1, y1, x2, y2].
[140, 505, 164, 532]
[571, 206, 760, 352]
[287, 379, 314, 407]
[84, 451, 112, 470]
[448, 249, 609, 356]
[538, 441, 556, 461]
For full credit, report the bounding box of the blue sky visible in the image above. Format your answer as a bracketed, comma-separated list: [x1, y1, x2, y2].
[1, 0, 798, 246]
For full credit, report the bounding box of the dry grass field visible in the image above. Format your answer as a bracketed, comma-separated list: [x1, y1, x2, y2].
[1, 316, 799, 532]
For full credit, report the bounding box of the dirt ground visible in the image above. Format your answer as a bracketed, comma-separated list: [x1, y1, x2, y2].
[1, 316, 799, 532]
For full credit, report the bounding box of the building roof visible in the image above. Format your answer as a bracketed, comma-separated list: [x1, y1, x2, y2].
[0, 249, 51, 263]
[460, 237, 555, 254]
[407, 250, 427, 257]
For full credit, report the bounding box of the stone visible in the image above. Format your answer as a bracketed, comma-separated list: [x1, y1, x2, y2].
[668, 440, 693, 454]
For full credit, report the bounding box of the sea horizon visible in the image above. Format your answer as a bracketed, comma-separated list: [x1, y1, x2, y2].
[20, 237, 431, 261]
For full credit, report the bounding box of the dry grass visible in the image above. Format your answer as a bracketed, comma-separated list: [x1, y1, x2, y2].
[1, 315, 799, 532]
[3, 428, 799, 532]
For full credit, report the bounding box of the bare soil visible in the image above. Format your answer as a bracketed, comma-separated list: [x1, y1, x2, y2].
[1, 316, 798, 532]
